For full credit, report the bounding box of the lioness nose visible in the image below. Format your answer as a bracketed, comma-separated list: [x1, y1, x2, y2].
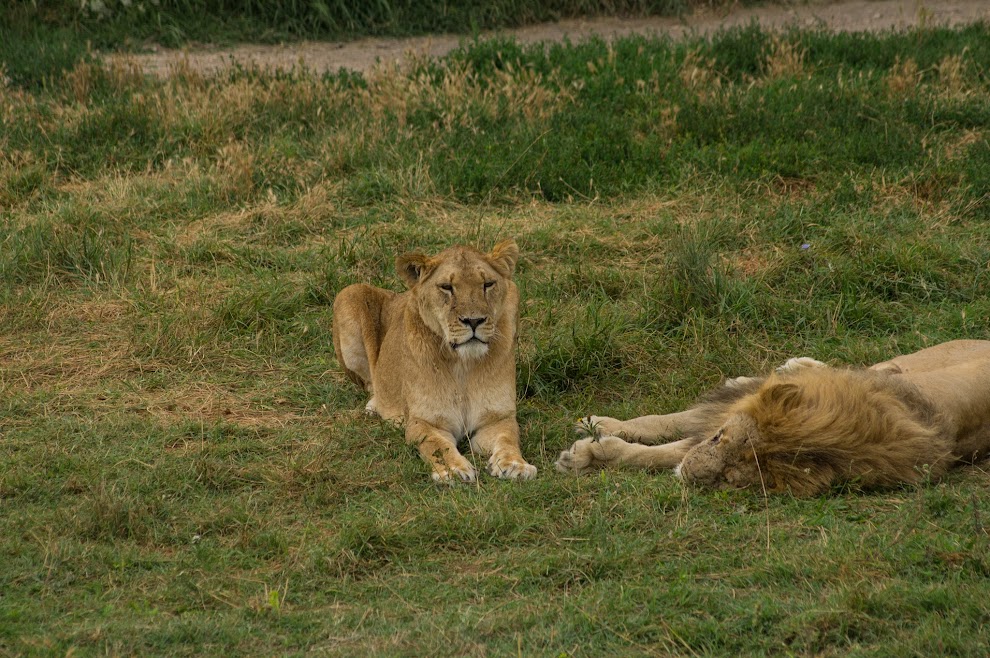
[460, 317, 487, 330]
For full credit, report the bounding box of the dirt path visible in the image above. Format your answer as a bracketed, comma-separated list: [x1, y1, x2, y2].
[108, 0, 989, 76]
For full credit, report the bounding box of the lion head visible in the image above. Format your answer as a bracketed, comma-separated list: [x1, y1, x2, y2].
[396, 240, 519, 359]
[676, 413, 767, 491]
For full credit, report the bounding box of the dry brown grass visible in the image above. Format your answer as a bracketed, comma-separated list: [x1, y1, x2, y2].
[121, 382, 312, 429]
[679, 49, 722, 101]
[727, 246, 781, 278]
[885, 56, 921, 97]
[762, 36, 809, 80]
[357, 55, 573, 131]
[214, 140, 258, 198]
[1, 296, 314, 431]
[935, 51, 971, 99]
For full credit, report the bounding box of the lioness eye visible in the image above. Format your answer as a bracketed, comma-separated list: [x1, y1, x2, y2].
[711, 430, 723, 444]
[483, 281, 496, 291]
[439, 283, 453, 293]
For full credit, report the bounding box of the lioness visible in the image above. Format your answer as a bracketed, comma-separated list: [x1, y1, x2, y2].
[557, 340, 990, 495]
[332, 240, 536, 483]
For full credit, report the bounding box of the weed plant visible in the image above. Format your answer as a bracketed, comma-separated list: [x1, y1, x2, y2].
[2, 22, 990, 656]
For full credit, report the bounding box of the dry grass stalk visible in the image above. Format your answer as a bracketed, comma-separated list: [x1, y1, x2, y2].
[763, 37, 809, 80]
[885, 56, 920, 97]
[935, 51, 970, 99]
[680, 49, 722, 101]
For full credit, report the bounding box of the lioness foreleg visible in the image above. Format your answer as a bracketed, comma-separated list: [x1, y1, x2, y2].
[407, 419, 477, 484]
[469, 417, 537, 480]
[556, 436, 699, 475]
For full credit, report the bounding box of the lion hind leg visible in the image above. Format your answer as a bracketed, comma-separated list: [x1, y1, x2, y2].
[332, 283, 393, 392]
[338, 328, 372, 388]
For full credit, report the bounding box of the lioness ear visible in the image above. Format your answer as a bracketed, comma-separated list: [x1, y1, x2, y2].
[396, 252, 431, 288]
[489, 239, 519, 277]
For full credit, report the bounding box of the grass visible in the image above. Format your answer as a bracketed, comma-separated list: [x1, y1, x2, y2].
[3, 19, 990, 656]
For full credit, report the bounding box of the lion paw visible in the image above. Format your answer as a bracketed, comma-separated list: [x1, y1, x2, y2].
[574, 415, 626, 439]
[488, 455, 537, 480]
[776, 357, 827, 373]
[556, 436, 624, 475]
[431, 462, 478, 485]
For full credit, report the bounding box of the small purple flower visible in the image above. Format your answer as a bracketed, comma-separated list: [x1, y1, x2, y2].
[801, 243, 811, 250]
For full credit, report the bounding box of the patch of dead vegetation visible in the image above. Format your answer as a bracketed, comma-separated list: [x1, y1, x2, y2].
[762, 36, 810, 80]
[679, 49, 722, 101]
[934, 50, 974, 99]
[943, 130, 984, 160]
[885, 56, 921, 97]
[358, 53, 574, 131]
[885, 51, 981, 102]
[0, 340, 136, 397]
[44, 297, 130, 328]
[123, 382, 313, 429]
[726, 247, 781, 278]
[1, 328, 318, 431]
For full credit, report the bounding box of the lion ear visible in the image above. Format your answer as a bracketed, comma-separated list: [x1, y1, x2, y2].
[489, 239, 519, 277]
[759, 382, 803, 415]
[396, 252, 432, 288]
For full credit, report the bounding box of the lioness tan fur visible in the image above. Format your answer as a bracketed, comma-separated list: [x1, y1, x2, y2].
[332, 240, 536, 483]
[557, 340, 990, 495]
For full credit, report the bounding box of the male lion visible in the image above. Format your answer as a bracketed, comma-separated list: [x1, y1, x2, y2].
[332, 240, 536, 483]
[556, 340, 990, 496]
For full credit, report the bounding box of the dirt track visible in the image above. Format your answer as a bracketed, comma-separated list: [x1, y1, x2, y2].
[108, 0, 990, 76]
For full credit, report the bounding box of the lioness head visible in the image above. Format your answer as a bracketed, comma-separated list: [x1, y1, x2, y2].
[396, 240, 519, 359]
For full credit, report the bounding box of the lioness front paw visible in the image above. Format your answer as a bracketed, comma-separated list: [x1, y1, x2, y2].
[574, 415, 626, 439]
[555, 436, 625, 475]
[488, 455, 537, 480]
[431, 462, 478, 485]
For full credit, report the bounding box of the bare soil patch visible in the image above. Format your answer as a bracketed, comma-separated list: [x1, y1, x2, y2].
[107, 0, 990, 77]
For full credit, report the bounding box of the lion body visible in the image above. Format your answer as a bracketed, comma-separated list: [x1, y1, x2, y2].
[558, 340, 990, 495]
[333, 240, 536, 483]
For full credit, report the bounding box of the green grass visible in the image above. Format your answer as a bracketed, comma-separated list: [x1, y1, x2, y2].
[3, 21, 990, 656]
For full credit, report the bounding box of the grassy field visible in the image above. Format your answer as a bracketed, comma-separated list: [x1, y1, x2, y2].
[3, 21, 990, 656]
